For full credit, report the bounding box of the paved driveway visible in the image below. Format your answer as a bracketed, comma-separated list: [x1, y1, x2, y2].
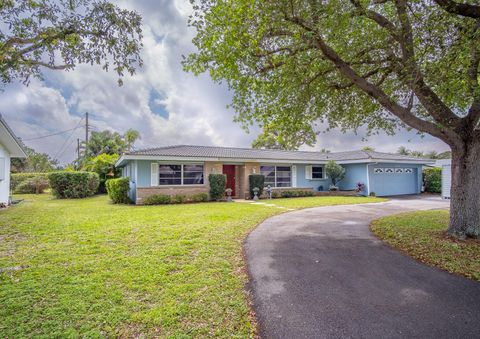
[245, 196, 480, 338]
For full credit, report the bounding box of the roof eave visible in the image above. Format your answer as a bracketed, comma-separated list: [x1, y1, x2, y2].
[116, 154, 435, 165]
[0, 116, 27, 158]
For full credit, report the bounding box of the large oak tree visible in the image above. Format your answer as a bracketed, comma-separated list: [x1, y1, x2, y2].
[185, 0, 480, 239]
[0, 0, 143, 86]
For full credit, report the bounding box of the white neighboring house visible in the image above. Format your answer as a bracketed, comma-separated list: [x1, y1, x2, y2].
[435, 159, 452, 199]
[0, 115, 27, 205]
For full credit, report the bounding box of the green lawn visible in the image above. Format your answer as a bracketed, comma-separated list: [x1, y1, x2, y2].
[1, 194, 384, 337]
[371, 210, 480, 281]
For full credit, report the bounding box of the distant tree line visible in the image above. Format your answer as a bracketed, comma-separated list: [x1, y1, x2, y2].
[13, 128, 140, 193]
[397, 146, 451, 160]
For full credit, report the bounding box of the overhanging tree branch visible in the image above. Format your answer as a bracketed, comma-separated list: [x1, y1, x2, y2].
[433, 0, 480, 18]
[284, 13, 458, 145]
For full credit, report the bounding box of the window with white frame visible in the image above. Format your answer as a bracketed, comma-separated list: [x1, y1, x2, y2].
[312, 166, 324, 179]
[183, 164, 204, 184]
[158, 164, 204, 185]
[260, 165, 291, 187]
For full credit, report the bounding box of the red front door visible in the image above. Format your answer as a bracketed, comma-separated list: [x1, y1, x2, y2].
[223, 165, 236, 197]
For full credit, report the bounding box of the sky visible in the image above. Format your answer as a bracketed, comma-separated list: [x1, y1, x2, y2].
[0, 0, 449, 165]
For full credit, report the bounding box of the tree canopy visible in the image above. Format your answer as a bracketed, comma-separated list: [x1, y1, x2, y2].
[11, 146, 59, 173]
[84, 128, 140, 158]
[397, 146, 451, 159]
[186, 0, 480, 238]
[0, 0, 143, 86]
[252, 123, 315, 150]
[185, 0, 480, 149]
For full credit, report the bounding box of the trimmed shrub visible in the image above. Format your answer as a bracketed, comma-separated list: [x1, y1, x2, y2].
[11, 173, 49, 192]
[249, 175, 265, 199]
[48, 171, 99, 199]
[172, 194, 187, 204]
[209, 174, 226, 201]
[143, 194, 171, 205]
[302, 190, 315, 197]
[281, 190, 296, 198]
[15, 176, 50, 194]
[280, 190, 315, 198]
[106, 177, 130, 204]
[191, 192, 209, 202]
[423, 167, 442, 193]
[369, 191, 376, 197]
[271, 191, 281, 198]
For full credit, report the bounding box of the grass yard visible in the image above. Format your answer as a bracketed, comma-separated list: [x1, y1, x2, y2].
[1, 194, 384, 337]
[371, 210, 480, 281]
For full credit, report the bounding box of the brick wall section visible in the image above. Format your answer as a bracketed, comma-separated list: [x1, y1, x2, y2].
[240, 162, 261, 199]
[136, 161, 226, 204]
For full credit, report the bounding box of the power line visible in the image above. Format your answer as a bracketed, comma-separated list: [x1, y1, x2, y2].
[23, 126, 83, 141]
[55, 135, 80, 162]
[53, 116, 85, 161]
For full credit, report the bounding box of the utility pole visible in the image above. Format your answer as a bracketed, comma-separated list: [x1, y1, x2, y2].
[85, 112, 89, 145]
[77, 138, 80, 159]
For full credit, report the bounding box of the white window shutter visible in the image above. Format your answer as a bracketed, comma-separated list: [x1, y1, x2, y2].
[292, 165, 297, 187]
[305, 165, 312, 180]
[151, 163, 159, 186]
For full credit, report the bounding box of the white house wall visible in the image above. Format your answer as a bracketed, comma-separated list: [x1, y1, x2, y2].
[0, 143, 11, 204]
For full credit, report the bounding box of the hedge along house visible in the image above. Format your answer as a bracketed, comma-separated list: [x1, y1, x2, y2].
[0, 115, 27, 205]
[115, 145, 434, 204]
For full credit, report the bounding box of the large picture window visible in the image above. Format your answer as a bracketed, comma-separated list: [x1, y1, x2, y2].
[260, 165, 291, 187]
[159, 164, 204, 185]
[183, 164, 204, 185]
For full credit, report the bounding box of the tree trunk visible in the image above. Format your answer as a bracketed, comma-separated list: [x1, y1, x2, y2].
[448, 138, 480, 239]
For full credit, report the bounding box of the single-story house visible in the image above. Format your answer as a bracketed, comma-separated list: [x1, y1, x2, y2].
[0, 115, 27, 205]
[115, 145, 434, 204]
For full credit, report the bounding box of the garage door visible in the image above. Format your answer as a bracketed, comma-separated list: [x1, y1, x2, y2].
[370, 167, 418, 196]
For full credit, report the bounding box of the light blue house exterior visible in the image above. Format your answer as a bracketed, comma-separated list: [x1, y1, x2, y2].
[115, 145, 432, 204]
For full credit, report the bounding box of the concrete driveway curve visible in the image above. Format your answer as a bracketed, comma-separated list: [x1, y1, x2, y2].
[245, 196, 480, 339]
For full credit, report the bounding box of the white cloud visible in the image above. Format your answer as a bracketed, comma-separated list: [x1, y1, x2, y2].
[0, 0, 449, 164]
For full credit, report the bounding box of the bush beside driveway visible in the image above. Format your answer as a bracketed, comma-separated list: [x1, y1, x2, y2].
[0, 194, 384, 337]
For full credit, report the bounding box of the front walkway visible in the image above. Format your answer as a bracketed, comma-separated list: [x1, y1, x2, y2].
[245, 197, 480, 338]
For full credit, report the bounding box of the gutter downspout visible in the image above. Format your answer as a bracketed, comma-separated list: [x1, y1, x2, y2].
[366, 163, 371, 196]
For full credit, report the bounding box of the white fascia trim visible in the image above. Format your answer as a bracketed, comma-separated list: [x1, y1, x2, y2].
[115, 154, 435, 167]
[336, 159, 435, 165]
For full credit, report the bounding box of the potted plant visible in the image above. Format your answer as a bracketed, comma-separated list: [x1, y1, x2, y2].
[252, 187, 260, 201]
[225, 188, 233, 202]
